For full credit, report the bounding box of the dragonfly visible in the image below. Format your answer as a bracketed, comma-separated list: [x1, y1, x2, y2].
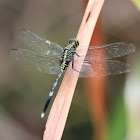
[10, 29, 135, 118]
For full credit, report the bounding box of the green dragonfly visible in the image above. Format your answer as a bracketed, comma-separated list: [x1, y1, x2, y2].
[10, 29, 135, 118]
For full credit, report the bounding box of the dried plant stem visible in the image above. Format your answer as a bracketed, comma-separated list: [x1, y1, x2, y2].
[43, 0, 105, 139]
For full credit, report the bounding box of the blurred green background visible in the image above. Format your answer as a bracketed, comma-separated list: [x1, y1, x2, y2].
[0, 0, 140, 140]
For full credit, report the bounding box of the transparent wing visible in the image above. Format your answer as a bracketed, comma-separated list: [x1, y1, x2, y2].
[68, 60, 130, 77]
[79, 60, 130, 77]
[10, 49, 61, 74]
[76, 42, 135, 61]
[19, 29, 63, 55]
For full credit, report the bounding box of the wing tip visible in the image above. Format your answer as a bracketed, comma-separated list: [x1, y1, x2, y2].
[10, 49, 18, 56]
[18, 29, 30, 38]
[129, 43, 136, 52]
[11, 48, 18, 51]
[126, 63, 131, 72]
[122, 42, 136, 53]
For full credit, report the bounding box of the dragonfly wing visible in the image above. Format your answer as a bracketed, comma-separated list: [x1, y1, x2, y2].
[10, 49, 61, 74]
[19, 29, 63, 55]
[79, 60, 130, 77]
[76, 42, 135, 61]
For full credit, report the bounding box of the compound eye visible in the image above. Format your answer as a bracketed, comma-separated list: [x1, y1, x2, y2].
[68, 39, 72, 44]
[76, 40, 79, 46]
[74, 40, 79, 47]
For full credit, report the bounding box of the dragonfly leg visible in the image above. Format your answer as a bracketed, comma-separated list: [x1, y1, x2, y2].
[75, 52, 84, 58]
[72, 59, 80, 72]
[75, 52, 82, 57]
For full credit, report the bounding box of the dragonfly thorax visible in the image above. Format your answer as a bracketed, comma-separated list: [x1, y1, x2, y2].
[59, 38, 79, 71]
[59, 49, 73, 70]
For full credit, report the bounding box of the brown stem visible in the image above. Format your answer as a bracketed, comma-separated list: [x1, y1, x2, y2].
[43, 0, 105, 139]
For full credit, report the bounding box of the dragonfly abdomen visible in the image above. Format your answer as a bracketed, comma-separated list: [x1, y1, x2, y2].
[41, 69, 63, 118]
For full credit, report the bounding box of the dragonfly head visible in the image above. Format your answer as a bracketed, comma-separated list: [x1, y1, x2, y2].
[68, 38, 79, 48]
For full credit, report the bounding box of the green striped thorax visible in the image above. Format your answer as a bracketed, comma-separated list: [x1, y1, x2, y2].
[60, 38, 79, 70]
